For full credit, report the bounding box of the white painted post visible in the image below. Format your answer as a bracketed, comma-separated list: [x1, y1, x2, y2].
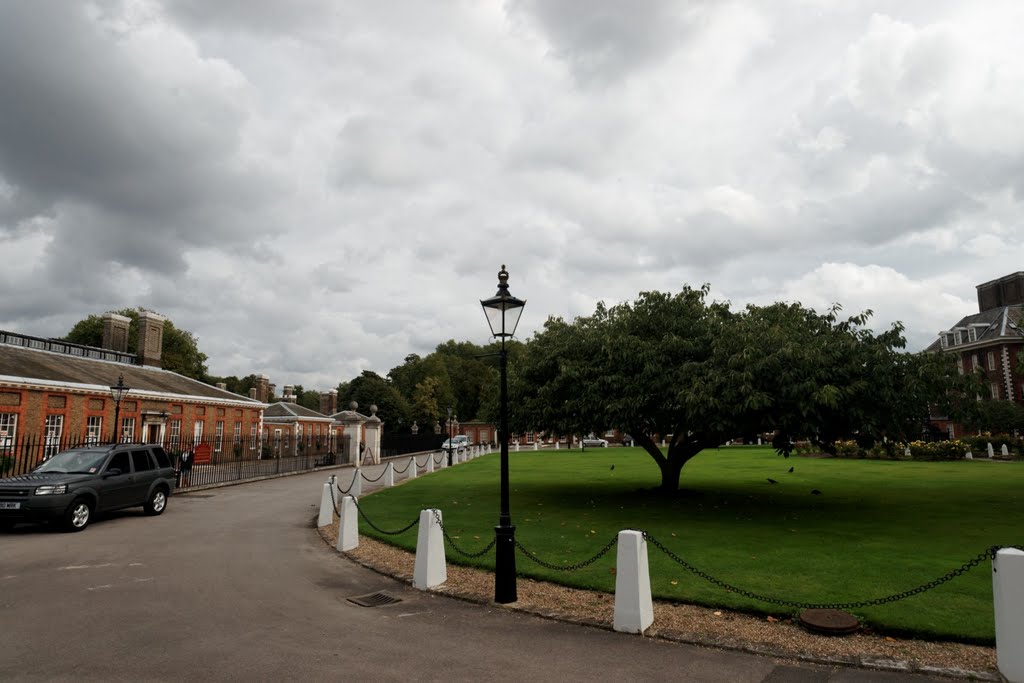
[1002, 444, 1009, 457]
[427, 455, 434, 473]
[555, 441, 560, 450]
[614, 530, 654, 634]
[966, 450, 973, 460]
[351, 470, 362, 497]
[317, 477, 335, 527]
[988, 442, 995, 458]
[384, 461, 394, 487]
[408, 456, 418, 479]
[336, 495, 358, 551]
[533, 442, 538, 451]
[412, 508, 447, 590]
[994, 548, 1024, 682]
[904, 446, 912, 458]
[515, 443, 520, 452]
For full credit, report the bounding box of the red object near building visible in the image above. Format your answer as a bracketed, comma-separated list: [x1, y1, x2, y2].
[193, 442, 213, 465]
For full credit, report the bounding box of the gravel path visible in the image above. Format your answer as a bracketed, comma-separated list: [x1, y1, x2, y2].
[318, 521, 998, 680]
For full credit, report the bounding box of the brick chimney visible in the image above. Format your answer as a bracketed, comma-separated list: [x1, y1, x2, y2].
[101, 313, 131, 352]
[216, 382, 227, 391]
[248, 388, 258, 400]
[319, 390, 338, 415]
[283, 385, 295, 403]
[136, 310, 166, 367]
[977, 272, 1024, 312]
[255, 375, 270, 403]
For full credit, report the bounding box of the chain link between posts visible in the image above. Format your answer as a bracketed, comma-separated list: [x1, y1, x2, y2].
[392, 458, 412, 474]
[350, 496, 419, 536]
[360, 466, 388, 483]
[644, 535, 1022, 610]
[334, 470, 358, 496]
[514, 535, 619, 572]
[430, 510, 497, 558]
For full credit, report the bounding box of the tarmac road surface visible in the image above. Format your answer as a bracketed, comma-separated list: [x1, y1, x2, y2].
[0, 463, 962, 682]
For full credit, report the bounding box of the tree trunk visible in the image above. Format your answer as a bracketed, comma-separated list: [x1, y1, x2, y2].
[657, 456, 686, 492]
[633, 431, 697, 492]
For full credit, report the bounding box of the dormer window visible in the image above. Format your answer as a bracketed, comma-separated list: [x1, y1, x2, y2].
[953, 330, 962, 345]
[968, 327, 977, 342]
[940, 333, 949, 348]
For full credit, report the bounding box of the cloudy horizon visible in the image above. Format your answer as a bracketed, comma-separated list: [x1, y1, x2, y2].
[1, 1, 1021, 391]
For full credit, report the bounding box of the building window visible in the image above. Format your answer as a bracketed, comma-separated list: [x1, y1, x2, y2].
[121, 417, 135, 443]
[940, 334, 948, 348]
[972, 354, 979, 371]
[953, 330, 962, 345]
[956, 357, 964, 375]
[990, 383, 1000, 400]
[86, 416, 103, 444]
[194, 421, 204, 444]
[526, 431, 535, 444]
[274, 429, 282, 455]
[0, 412, 18, 453]
[44, 415, 63, 458]
[233, 422, 242, 446]
[988, 352, 996, 371]
[215, 421, 224, 452]
[250, 424, 258, 450]
[480, 429, 489, 443]
[968, 327, 977, 342]
[170, 420, 181, 450]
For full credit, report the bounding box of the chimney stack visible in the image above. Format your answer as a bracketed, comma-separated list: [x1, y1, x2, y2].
[283, 385, 294, 402]
[216, 382, 227, 391]
[255, 375, 270, 403]
[101, 312, 131, 353]
[249, 388, 257, 400]
[320, 390, 339, 415]
[136, 310, 166, 367]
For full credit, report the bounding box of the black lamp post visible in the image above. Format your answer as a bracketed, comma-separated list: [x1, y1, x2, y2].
[446, 406, 455, 467]
[480, 264, 525, 604]
[109, 374, 130, 443]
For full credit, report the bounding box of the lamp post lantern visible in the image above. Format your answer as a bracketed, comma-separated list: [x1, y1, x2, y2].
[480, 264, 525, 604]
[109, 374, 130, 443]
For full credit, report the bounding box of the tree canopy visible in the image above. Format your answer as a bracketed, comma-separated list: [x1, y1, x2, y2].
[63, 308, 209, 381]
[509, 287, 964, 492]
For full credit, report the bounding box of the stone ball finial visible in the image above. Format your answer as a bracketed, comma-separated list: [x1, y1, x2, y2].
[349, 401, 358, 411]
[370, 404, 378, 415]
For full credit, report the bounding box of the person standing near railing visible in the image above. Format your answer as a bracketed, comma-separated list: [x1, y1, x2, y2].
[179, 448, 194, 487]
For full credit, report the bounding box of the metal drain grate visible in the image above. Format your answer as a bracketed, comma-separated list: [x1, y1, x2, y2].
[347, 591, 403, 607]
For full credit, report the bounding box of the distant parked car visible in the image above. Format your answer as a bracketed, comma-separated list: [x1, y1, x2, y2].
[581, 437, 609, 448]
[0, 443, 176, 532]
[441, 435, 470, 450]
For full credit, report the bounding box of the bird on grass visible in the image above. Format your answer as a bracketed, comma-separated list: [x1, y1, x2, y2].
[788, 467, 794, 473]
[811, 489, 822, 495]
[767, 478, 778, 484]
[610, 465, 615, 471]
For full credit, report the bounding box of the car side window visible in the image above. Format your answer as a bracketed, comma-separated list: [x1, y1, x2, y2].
[107, 451, 131, 475]
[150, 447, 171, 469]
[131, 450, 155, 472]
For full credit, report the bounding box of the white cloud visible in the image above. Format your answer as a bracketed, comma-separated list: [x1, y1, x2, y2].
[1, 1, 1021, 395]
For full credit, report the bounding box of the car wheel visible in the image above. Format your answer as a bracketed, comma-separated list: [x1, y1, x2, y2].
[144, 488, 168, 516]
[64, 497, 92, 532]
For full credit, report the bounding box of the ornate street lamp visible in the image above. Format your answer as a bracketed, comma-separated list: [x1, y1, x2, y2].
[446, 406, 455, 467]
[480, 264, 525, 604]
[109, 374, 130, 443]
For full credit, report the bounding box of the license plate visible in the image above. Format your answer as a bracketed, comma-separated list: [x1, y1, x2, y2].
[0, 501, 21, 510]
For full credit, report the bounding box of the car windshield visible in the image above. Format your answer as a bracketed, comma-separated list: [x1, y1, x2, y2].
[34, 450, 109, 474]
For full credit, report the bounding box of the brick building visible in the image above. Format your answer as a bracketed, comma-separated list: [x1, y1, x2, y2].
[925, 272, 1024, 437]
[0, 312, 265, 473]
[261, 385, 339, 458]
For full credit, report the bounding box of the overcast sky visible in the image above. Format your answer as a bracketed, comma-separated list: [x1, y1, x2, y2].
[1, 1, 1022, 391]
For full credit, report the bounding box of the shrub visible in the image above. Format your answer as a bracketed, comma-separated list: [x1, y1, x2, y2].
[907, 440, 968, 461]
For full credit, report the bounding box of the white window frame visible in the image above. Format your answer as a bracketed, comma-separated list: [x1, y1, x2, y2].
[250, 424, 258, 450]
[44, 415, 63, 458]
[988, 352, 996, 371]
[233, 421, 242, 445]
[274, 428, 282, 455]
[968, 327, 977, 342]
[215, 421, 224, 452]
[990, 383, 1000, 400]
[170, 420, 182, 450]
[121, 417, 135, 443]
[953, 330, 962, 345]
[86, 415, 103, 445]
[956, 357, 964, 375]
[0, 412, 18, 453]
[194, 421, 204, 443]
[940, 334, 948, 348]
[972, 354, 979, 371]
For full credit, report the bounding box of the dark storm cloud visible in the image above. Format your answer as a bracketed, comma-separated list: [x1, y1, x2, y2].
[0, 3, 281, 273]
[511, 0, 702, 84]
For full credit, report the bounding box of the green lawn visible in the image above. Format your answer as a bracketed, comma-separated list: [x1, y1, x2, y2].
[355, 446, 1023, 643]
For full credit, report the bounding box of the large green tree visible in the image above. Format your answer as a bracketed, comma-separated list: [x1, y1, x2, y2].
[510, 287, 963, 492]
[336, 371, 411, 429]
[63, 308, 209, 380]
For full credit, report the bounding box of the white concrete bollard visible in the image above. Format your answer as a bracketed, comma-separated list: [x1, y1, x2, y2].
[336, 495, 359, 551]
[408, 456, 418, 479]
[533, 442, 538, 451]
[988, 442, 995, 458]
[351, 470, 362, 497]
[555, 441, 560, 450]
[966, 450, 973, 460]
[1002, 444, 1010, 457]
[317, 477, 335, 527]
[412, 508, 447, 590]
[427, 455, 435, 473]
[614, 530, 654, 634]
[994, 548, 1024, 682]
[384, 461, 394, 487]
[515, 443, 520, 452]
[905, 446, 912, 458]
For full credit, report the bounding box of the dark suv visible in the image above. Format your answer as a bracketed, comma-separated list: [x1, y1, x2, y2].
[0, 443, 176, 532]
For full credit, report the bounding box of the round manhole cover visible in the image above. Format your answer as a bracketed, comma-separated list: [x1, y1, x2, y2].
[798, 609, 860, 635]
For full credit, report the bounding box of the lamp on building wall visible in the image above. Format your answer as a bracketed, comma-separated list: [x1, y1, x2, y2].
[109, 374, 130, 443]
[480, 264, 525, 604]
